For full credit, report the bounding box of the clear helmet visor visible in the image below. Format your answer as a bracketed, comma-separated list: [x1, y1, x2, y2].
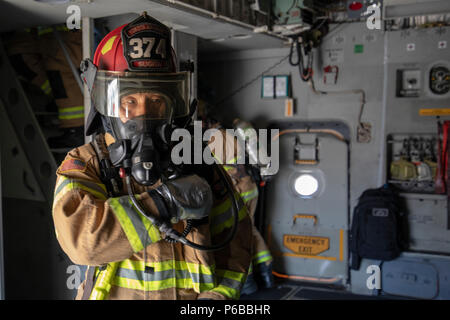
[92, 70, 190, 123]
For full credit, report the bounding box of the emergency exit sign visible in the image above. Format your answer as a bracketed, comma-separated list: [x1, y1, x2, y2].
[283, 234, 329, 256]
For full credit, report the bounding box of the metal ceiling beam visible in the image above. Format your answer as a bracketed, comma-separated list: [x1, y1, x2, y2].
[384, 0, 450, 19]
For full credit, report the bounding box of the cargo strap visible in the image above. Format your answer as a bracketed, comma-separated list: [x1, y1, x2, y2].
[445, 122, 450, 195]
[436, 121, 450, 194]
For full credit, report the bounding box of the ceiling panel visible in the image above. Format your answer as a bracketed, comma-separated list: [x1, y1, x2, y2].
[0, 0, 285, 53]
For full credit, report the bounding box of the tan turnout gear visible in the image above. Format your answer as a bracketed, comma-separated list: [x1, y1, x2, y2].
[52, 134, 253, 300]
[5, 27, 84, 128]
[40, 28, 84, 128]
[210, 129, 273, 268]
[4, 29, 52, 97]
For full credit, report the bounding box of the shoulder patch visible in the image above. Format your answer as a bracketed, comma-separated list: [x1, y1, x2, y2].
[58, 158, 87, 174]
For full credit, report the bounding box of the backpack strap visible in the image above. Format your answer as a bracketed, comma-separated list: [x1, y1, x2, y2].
[90, 133, 122, 197]
[350, 204, 361, 270]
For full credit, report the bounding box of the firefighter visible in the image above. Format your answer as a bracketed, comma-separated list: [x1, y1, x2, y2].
[52, 13, 252, 300]
[40, 27, 85, 148]
[197, 102, 274, 294]
[4, 26, 85, 147]
[3, 29, 54, 114]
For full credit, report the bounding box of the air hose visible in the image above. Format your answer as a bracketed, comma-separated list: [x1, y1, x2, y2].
[125, 163, 240, 252]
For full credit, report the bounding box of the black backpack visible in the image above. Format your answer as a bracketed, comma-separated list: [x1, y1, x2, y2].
[350, 185, 406, 270]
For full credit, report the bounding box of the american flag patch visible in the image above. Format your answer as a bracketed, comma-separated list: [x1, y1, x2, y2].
[58, 158, 87, 174]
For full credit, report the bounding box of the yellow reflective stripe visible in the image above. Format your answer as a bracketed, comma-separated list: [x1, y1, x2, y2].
[210, 196, 236, 218]
[212, 153, 238, 165]
[240, 188, 258, 203]
[253, 250, 272, 265]
[112, 259, 216, 292]
[40, 80, 52, 95]
[119, 260, 214, 274]
[95, 267, 101, 278]
[210, 197, 248, 236]
[253, 249, 271, 259]
[185, 262, 216, 293]
[59, 114, 85, 120]
[210, 285, 239, 299]
[53, 180, 107, 210]
[114, 274, 194, 291]
[217, 269, 246, 283]
[60, 106, 84, 113]
[108, 197, 145, 253]
[210, 206, 247, 235]
[212, 153, 224, 165]
[54, 176, 107, 197]
[135, 202, 161, 244]
[119, 259, 145, 272]
[227, 156, 238, 164]
[58, 114, 84, 120]
[108, 196, 161, 253]
[222, 165, 234, 172]
[210, 192, 244, 217]
[38, 25, 69, 36]
[211, 269, 247, 299]
[90, 263, 119, 300]
[59, 106, 84, 120]
[53, 177, 107, 210]
[57, 182, 105, 201]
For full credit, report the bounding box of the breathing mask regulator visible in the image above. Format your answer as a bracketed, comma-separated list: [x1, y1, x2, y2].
[81, 12, 239, 251]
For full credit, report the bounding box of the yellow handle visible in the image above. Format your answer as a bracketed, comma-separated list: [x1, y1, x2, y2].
[293, 214, 317, 225]
[89, 262, 119, 300]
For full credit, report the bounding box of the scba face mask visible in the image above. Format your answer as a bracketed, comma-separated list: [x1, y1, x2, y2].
[81, 13, 192, 186]
[92, 71, 191, 185]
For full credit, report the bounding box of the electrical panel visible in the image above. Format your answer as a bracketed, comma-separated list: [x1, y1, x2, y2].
[387, 134, 438, 194]
[271, 0, 326, 35]
[273, 0, 310, 26]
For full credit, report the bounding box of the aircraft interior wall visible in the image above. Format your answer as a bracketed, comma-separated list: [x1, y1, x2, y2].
[1, 1, 450, 301]
[199, 22, 450, 299]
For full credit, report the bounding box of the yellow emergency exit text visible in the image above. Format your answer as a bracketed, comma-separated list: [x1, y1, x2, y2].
[283, 235, 330, 256]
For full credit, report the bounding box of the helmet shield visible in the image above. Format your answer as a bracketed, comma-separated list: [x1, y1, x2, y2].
[92, 70, 190, 123]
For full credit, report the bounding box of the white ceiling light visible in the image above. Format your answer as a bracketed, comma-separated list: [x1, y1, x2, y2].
[294, 174, 319, 197]
[210, 34, 252, 42]
[33, 0, 71, 3]
[230, 34, 252, 40]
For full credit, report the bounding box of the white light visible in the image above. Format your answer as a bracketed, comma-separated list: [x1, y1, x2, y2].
[294, 174, 319, 197]
[231, 34, 252, 40]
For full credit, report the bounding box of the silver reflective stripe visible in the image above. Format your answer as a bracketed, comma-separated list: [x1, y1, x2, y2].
[117, 196, 154, 247]
[217, 276, 242, 290]
[241, 188, 258, 203]
[116, 267, 215, 284]
[191, 272, 215, 285]
[210, 198, 243, 226]
[254, 252, 272, 263]
[210, 206, 233, 227]
[55, 178, 107, 197]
